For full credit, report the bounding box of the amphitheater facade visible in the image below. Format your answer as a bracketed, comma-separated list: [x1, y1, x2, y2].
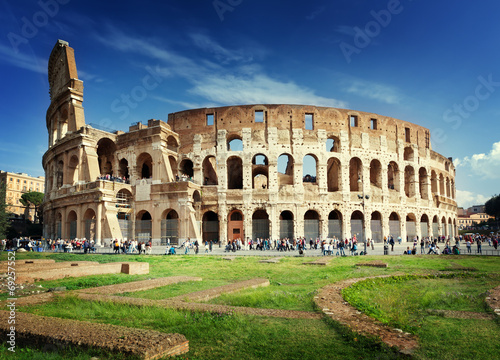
[42, 40, 458, 245]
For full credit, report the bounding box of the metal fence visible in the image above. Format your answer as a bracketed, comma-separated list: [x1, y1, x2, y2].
[135, 220, 152, 242]
[280, 220, 294, 239]
[328, 219, 342, 239]
[252, 219, 269, 240]
[304, 219, 319, 240]
[161, 219, 179, 245]
[350, 220, 364, 240]
[389, 220, 400, 238]
[370, 220, 382, 242]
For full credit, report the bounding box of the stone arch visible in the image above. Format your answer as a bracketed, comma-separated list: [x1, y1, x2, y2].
[326, 135, 340, 152]
[116, 188, 133, 208]
[327, 157, 341, 192]
[56, 160, 64, 188]
[227, 156, 243, 189]
[370, 211, 382, 242]
[389, 212, 400, 238]
[252, 154, 269, 189]
[202, 155, 218, 185]
[420, 214, 429, 238]
[403, 146, 414, 161]
[303, 154, 318, 183]
[228, 209, 244, 241]
[419, 167, 428, 199]
[432, 215, 440, 237]
[439, 173, 445, 195]
[227, 135, 243, 151]
[304, 210, 320, 240]
[166, 135, 179, 151]
[97, 138, 116, 176]
[328, 210, 342, 239]
[193, 190, 201, 203]
[119, 158, 129, 180]
[137, 152, 153, 179]
[406, 213, 417, 241]
[83, 208, 96, 241]
[388, 161, 400, 191]
[68, 155, 79, 184]
[202, 211, 219, 243]
[280, 210, 294, 240]
[350, 210, 364, 240]
[349, 157, 363, 191]
[277, 153, 294, 186]
[180, 158, 194, 178]
[445, 177, 450, 198]
[67, 210, 77, 239]
[404, 165, 415, 197]
[431, 170, 438, 194]
[369, 159, 382, 189]
[448, 217, 453, 238]
[252, 209, 270, 240]
[136, 210, 152, 242]
[161, 209, 179, 245]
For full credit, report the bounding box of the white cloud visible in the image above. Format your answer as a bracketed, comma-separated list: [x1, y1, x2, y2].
[306, 6, 326, 21]
[95, 29, 347, 108]
[0, 43, 46, 74]
[455, 141, 500, 179]
[455, 189, 489, 209]
[344, 80, 401, 104]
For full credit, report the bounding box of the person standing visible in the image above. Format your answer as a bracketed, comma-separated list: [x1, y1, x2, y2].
[476, 237, 482, 254]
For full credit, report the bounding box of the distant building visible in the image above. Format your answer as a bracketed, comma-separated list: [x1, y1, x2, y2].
[467, 205, 486, 216]
[457, 207, 466, 217]
[457, 212, 492, 230]
[0, 170, 45, 220]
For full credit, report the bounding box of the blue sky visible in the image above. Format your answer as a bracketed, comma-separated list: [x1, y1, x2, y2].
[1, 0, 499, 208]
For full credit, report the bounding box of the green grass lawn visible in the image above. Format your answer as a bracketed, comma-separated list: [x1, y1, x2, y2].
[1, 252, 499, 359]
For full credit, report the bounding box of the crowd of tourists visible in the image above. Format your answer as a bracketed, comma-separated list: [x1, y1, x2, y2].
[110, 238, 152, 254]
[97, 174, 130, 183]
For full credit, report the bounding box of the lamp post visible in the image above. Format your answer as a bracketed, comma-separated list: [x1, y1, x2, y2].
[357, 175, 370, 244]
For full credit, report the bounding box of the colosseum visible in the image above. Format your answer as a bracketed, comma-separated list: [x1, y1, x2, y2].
[42, 40, 458, 246]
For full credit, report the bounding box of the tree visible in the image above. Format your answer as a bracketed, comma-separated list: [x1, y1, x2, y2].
[19, 191, 44, 223]
[0, 182, 11, 238]
[485, 194, 500, 219]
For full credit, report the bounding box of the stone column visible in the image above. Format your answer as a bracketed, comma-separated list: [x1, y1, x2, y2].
[96, 202, 102, 246]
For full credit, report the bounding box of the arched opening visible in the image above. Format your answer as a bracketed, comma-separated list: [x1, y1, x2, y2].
[388, 161, 400, 191]
[327, 157, 340, 192]
[451, 179, 455, 199]
[326, 136, 340, 152]
[252, 209, 269, 240]
[445, 177, 450, 198]
[68, 155, 79, 185]
[349, 157, 362, 191]
[202, 156, 218, 185]
[419, 167, 428, 199]
[404, 166, 415, 197]
[83, 208, 96, 241]
[168, 156, 177, 180]
[57, 160, 64, 188]
[403, 146, 414, 161]
[277, 154, 294, 186]
[432, 215, 439, 237]
[202, 211, 219, 243]
[369, 159, 382, 189]
[161, 209, 179, 245]
[97, 138, 116, 176]
[56, 212, 62, 239]
[431, 170, 438, 194]
[137, 153, 153, 179]
[350, 210, 364, 240]
[448, 217, 453, 238]
[166, 135, 179, 151]
[439, 174, 445, 195]
[304, 210, 320, 240]
[303, 154, 317, 183]
[193, 190, 201, 203]
[389, 212, 400, 238]
[67, 210, 77, 240]
[371, 211, 382, 242]
[252, 154, 269, 189]
[420, 214, 429, 238]
[228, 209, 244, 241]
[119, 158, 129, 181]
[441, 216, 447, 238]
[227, 156, 243, 189]
[445, 162, 450, 172]
[227, 137, 243, 151]
[180, 159, 194, 178]
[406, 213, 417, 241]
[135, 210, 152, 242]
[328, 210, 342, 239]
[280, 211, 294, 239]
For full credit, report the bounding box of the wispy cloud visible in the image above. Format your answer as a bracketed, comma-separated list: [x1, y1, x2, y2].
[344, 80, 401, 104]
[454, 141, 500, 179]
[0, 43, 46, 74]
[94, 28, 347, 108]
[306, 6, 326, 21]
[455, 189, 489, 209]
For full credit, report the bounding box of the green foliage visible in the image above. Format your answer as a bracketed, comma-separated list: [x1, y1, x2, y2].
[485, 193, 500, 219]
[19, 191, 44, 223]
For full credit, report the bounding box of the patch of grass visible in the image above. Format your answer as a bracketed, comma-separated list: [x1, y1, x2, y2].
[120, 279, 229, 300]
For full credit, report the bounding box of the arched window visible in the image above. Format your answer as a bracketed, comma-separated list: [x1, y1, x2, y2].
[277, 154, 294, 186]
[327, 157, 340, 192]
[349, 158, 362, 191]
[303, 154, 317, 183]
[203, 156, 218, 185]
[227, 156, 243, 189]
